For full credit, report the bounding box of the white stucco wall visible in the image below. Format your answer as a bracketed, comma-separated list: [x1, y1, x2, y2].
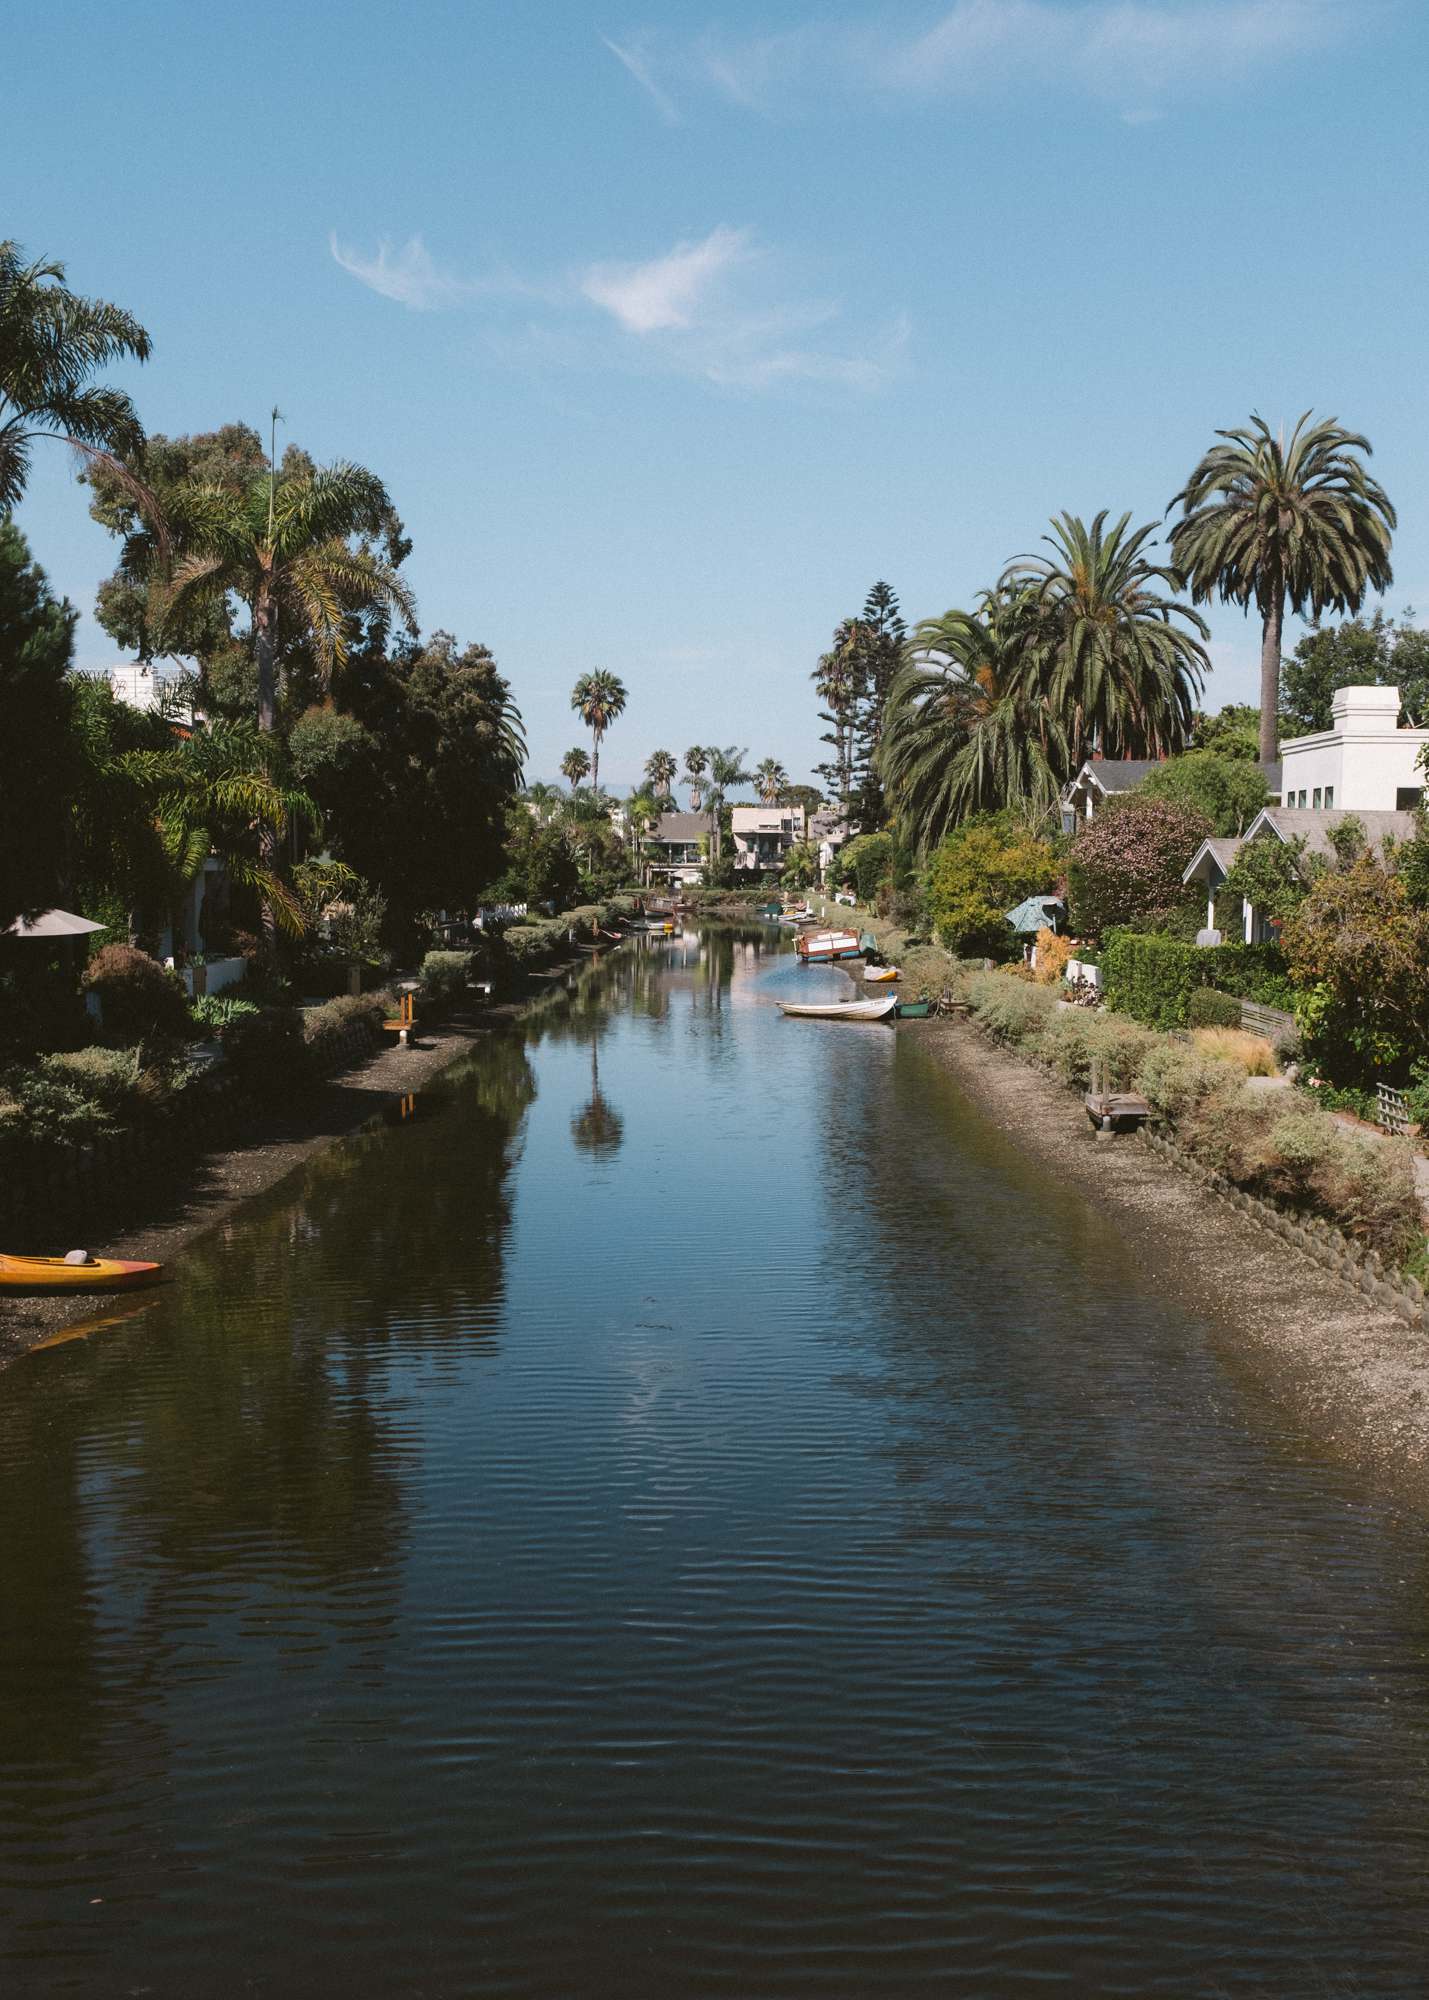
[1279, 685, 1428, 811]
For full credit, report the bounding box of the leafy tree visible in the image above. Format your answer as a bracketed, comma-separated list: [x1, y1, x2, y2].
[1217, 834, 1312, 932]
[560, 747, 591, 787]
[1191, 702, 1261, 760]
[1282, 853, 1429, 1081]
[1280, 610, 1429, 734]
[782, 783, 823, 816]
[1139, 749, 1270, 837]
[782, 840, 818, 889]
[498, 804, 580, 909]
[0, 520, 78, 927]
[924, 818, 1057, 958]
[570, 669, 626, 792]
[1066, 794, 1212, 939]
[701, 745, 752, 867]
[644, 748, 677, 796]
[1169, 412, 1396, 763]
[1003, 510, 1207, 760]
[835, 831, 893, 905]
[0, 239, 151, 511]
[624, 788, 662, 884]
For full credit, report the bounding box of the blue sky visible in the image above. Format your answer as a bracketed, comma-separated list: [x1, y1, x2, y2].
[8, 0, 1429, 790]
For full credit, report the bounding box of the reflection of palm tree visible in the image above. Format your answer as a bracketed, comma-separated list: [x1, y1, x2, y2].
[571, 1038, 624, 1156]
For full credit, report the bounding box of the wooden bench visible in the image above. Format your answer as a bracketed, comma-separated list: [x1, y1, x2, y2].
[383, 989, 417, 1045]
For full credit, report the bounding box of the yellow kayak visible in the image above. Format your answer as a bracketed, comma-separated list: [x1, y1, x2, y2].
[0, 1252, 163, 1293]
[863, 964, 901, 983]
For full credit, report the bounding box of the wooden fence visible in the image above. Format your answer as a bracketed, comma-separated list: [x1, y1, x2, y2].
[1240, 1000, 1296, 1044]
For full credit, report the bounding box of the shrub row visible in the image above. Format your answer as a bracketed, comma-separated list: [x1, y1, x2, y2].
[966, 971, 1423, 1264]
[1100, 930, 1294, 1029]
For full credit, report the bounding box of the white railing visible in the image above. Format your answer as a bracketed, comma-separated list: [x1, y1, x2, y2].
[476, 903, 528, 927]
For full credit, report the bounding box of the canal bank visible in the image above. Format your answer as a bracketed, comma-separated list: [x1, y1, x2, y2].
[834, 913, 1429, 1504]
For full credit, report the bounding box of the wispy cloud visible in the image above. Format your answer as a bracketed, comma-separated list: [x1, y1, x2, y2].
[618, 0, 1351, 120]
[602, 33, 680, 122]
[328, 233, 470, 311]
[581, 226, 750, 333]
[331, 222, 902, 394]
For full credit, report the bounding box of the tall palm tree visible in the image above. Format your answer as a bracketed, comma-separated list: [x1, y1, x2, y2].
[754, 756, 790, 805]
[645, 747, 677, 796]
[560, 747, 591, 788]
[625, 787, 662, 885]
[880, 587, 1065, 848]
[683, 745, 708, 811]
[1169, 412, 1396, 763]
[703, 745, 753, 865]
[1003, 511, 1208, 764]
[570, 669, 627, 792]
[150, 461, 415, 938]
[0, 240, 153, 512]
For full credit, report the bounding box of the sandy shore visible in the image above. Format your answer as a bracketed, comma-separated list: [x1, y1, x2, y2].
[0, 1008, 518, 1367]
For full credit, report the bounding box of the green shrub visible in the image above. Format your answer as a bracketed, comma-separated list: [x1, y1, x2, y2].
[82, 943, 191, 1044]
[39, 1046, 154, 1116]
[926, 820, 1058, 959]
[967, 972, 1059, 1044]
[190, 994, 262, 1036]
[1134, 1041, 1241, 1122]
[1039, 1011, 1157, 1092]
[0, 1066, 112, 1169]
[302, 992, 386, 1045]
[220, 1006, 307, 1096]
[1100, 930, 1202, 1028]
[420, 950, 475, 1009]
[1187, 986, 1242, 1029]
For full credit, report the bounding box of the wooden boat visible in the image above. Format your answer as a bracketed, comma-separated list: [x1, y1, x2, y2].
[778, 995, 898, 1022]
[863, 964, 900, 983]
[896, 999, 934, 1018]
[0, 1252, 163, 1293]
[795, 929, 862, 962]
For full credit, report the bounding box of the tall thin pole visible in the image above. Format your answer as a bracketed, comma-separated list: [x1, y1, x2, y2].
[267, 405, 284, 541]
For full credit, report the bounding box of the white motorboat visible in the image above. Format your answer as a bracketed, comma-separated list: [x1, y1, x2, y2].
[776, 996, 898, 1022]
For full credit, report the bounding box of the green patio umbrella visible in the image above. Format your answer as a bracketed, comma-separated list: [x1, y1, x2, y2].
[1004, 895, 1064, 935]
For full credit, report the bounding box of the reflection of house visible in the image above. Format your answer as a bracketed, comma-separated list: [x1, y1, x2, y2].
[646, 811, 707, 887]
[1278, 684, 1427, 812]
[1061, 754, 1283, 830]
[1183, 806, 1419, 943]
[730, 804, 807, 873]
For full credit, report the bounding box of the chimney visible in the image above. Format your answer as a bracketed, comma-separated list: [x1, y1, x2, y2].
[1332, 685, 1400, 735]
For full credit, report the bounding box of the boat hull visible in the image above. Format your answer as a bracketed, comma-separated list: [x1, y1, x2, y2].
[777, 997, 898, 1022]
[0, 1253, 163, 1293]
[863, 965, 901, 982]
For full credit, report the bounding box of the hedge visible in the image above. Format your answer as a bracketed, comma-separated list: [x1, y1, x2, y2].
[1101, 929, 1294, 1028]
[1187, 987, 1242, 1029]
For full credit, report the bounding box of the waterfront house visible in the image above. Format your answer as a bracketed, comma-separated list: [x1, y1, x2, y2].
[1061, 754, 1283, 830]
[730, 804, 808, 875]
[1276, 684, 1427, 813]
[1182, 806, 1419, 942]
[645, 811, 707, 888]
[810, 809, 849, 883]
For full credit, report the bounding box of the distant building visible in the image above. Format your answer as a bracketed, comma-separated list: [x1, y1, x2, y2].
[645, 811, 707, 887]
[730, 804, 807, 873]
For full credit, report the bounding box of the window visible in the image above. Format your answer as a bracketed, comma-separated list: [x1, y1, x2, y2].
[1312, 787, 1322, 809]
[1396, 787, 1423, 811]
[1324, 786, 1334, 809]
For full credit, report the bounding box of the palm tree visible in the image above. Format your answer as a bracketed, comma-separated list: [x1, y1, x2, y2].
[683, 745, 708, 810]
[151, 460, 415, 938]
[0, 240, 153, 512]
[880, 587, 1066, 848]
[570, 669, 627, 792]
[625, 787, 662, 884]
[754, 756, 790, 805]
[1169, 413, 1395, 764]
[645, 748, 677, 796]
[1003, 511, 1208, 764]
[560, 747, 591, 788]
[703, 745, 753, 866]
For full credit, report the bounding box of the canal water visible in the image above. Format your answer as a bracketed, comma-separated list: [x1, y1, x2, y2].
[3, 929, 1429, 1996]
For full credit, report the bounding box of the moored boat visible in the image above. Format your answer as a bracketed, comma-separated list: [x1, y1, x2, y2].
[777, 996, 898, 1022]
[896, 999, 934, 1018]
[863, 964, 900, 982]
[0, 1252, 163, 1293]
[795, 928, 862, 962]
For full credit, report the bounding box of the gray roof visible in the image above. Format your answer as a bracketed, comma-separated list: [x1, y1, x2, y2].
[1182, 836, 1244, 884]
[650, 811, 706, 842]
[1253, 807, 1419, 862]
[1081, 759, 1162, 793]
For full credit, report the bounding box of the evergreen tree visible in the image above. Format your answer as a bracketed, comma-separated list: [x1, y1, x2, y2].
[0, 519, 78, 928]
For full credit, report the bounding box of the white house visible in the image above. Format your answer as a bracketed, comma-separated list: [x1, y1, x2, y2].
[730, 804, 807, 873]
[1061, 754, 1283, 830]
[1277, 684, 1427, 813]
[1182, 806, 1419, 943]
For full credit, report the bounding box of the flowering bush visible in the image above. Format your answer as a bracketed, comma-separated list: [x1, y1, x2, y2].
[82, 944, 191, 1045]
[1066, 794, 1211, 939]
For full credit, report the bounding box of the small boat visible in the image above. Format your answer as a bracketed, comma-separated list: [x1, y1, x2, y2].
[777, 996, 898, 1023]
[0, 1252, 163, 1293]
[896, 999, 934, 1018]
[795, 929, 862, 962]
[863, 964, 901, 983]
